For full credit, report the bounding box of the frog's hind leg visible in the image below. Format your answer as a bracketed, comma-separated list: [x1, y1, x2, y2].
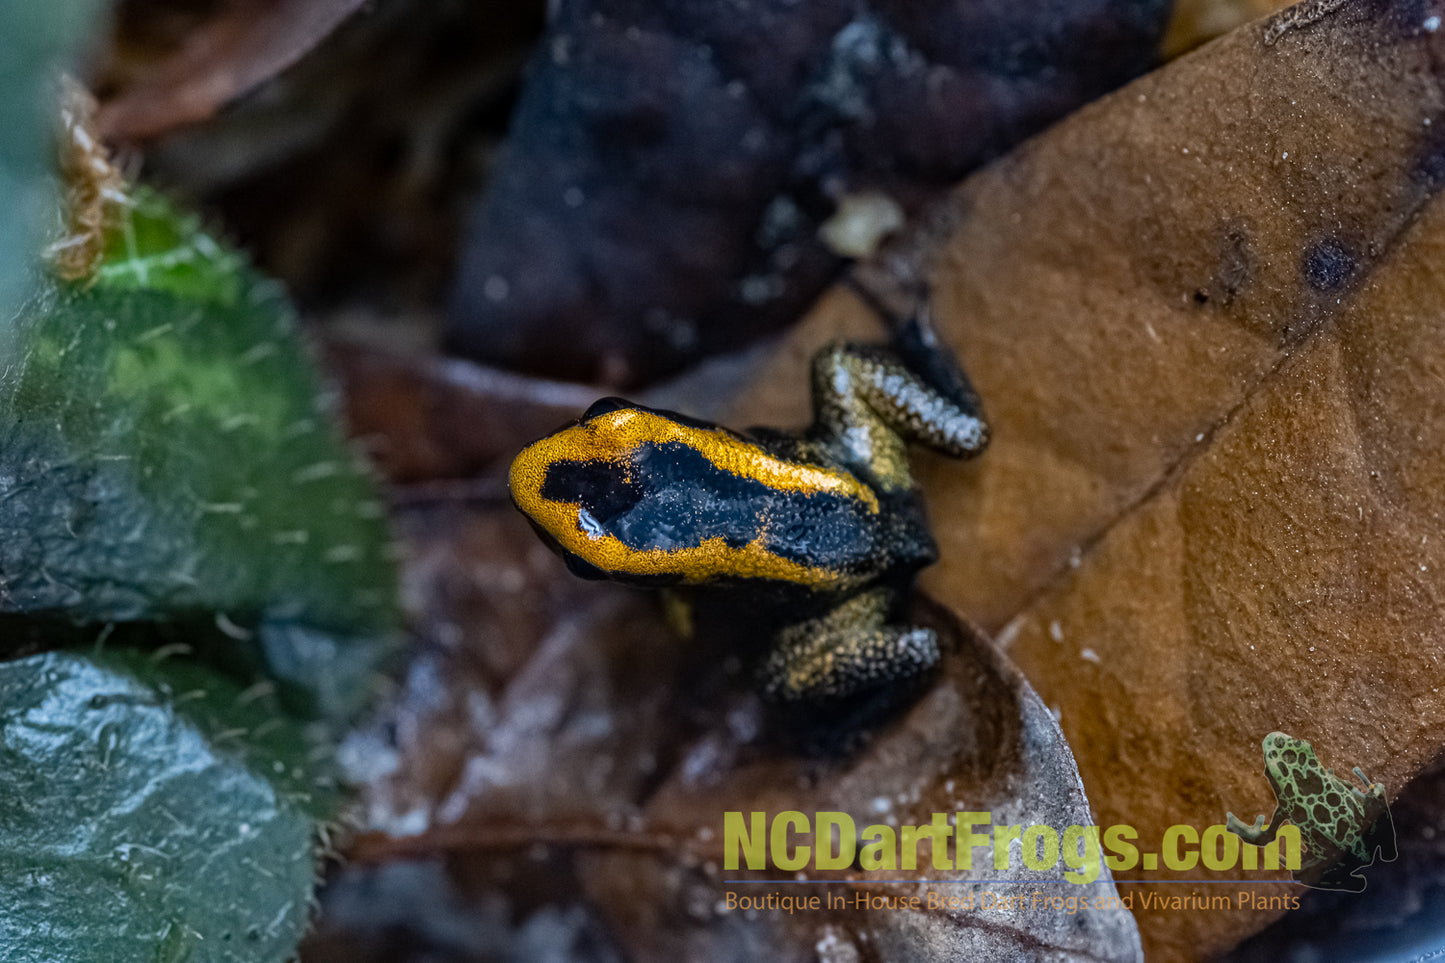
[759, 588, 939, 704]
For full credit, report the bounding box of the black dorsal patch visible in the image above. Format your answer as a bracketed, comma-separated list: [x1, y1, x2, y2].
[539, 441, 874, 568]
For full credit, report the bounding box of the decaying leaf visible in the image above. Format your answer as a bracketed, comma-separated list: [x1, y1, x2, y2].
[734, 0, 1445, 956]
[446, 0, 1176, 386]
[353, 502, 688, 833]
[95, 0, 370, 141]
[580, 597, 1143, 963]
[93, 0, 545, 319]
[343, 493, 1141, 961]
[325, 338, 600, 484]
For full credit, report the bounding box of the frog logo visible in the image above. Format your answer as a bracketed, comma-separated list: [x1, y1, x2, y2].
[1226, 732, 1396, 892]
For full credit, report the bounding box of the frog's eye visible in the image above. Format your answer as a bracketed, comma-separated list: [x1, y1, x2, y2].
[583, 397, 633, 420]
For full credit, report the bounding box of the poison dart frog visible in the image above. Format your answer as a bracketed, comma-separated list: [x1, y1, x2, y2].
[1226, 731, 1395, 891]
[508, 307, 988, 704]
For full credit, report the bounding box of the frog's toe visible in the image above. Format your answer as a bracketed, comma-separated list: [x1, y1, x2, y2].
[760, 623, 939, 704]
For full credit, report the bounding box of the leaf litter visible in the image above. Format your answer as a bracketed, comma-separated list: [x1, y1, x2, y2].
[311, 0, 1445, 960]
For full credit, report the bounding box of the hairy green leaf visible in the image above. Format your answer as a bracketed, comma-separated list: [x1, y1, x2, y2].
[0, 650, 328, 963]
[0, 191, 399, 718]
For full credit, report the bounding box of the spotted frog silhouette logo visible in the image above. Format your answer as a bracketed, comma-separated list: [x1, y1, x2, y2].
[1226, 731, 1396, 892]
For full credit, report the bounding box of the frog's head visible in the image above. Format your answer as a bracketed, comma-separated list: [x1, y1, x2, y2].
[509, 397, 878, 588]
[1261, 731, 1320, 796]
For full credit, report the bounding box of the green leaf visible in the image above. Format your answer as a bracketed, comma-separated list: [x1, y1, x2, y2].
[0, 650, 328, 963]
[0, 27, 397, 961]
[95, 188, 249, 304]
[0, 191, 400, 718]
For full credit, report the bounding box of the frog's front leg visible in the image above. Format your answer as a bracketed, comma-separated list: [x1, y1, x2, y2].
[1351, 766, 1378, 792]
[759, 588, 938, 703]
[1226, 808, 1287, 846]
[811, 314, 988, 489]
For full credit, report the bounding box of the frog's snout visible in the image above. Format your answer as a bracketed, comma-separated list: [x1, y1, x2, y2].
[509, 423, 580, 535]
[508, 408, 650, 564]
[509, 434, 550, 519]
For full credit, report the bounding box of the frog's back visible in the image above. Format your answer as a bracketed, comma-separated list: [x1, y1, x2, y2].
[511, 403, 899, 588]
[750, 428, 940, 578]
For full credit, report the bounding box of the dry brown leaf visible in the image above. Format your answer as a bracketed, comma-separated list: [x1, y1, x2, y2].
[326, 337, 599, 483]
[1159, 0, 1292, 56]
[734, 0, 1445, 957]
[345, 494, 1142, 961]
[351, 502, 692, 832]
[325, 334, 767, 484]
[96, 0, 370, 141]
[576, 596, 1143, 962]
